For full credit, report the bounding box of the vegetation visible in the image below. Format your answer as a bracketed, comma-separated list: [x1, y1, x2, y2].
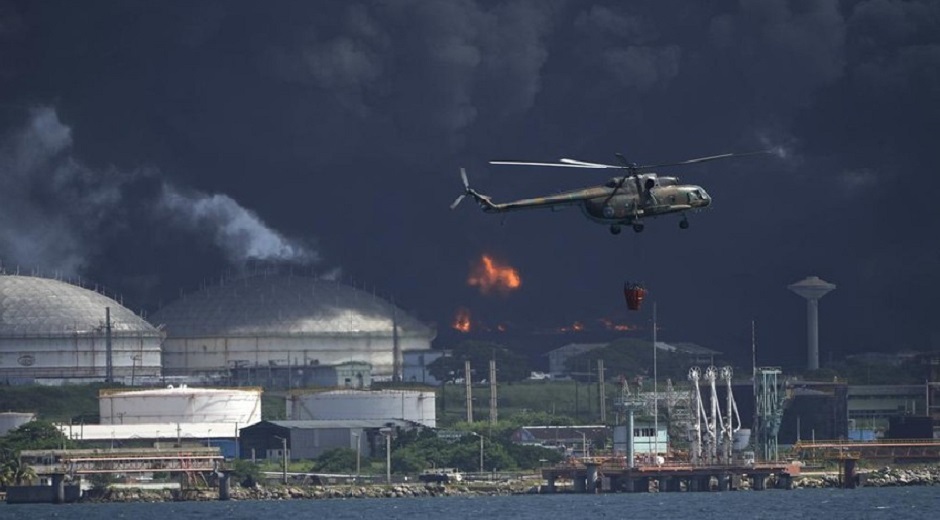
[428, 340, 532, 383]
[229, 458, 263, 487]
[309, 448, 358, 473]
[0, 420, 72, 488]
[388, 428, 562, 474]
[0, 383, 105, 423]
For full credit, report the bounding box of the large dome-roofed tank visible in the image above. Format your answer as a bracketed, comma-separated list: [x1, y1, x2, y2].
[152, 272, 436, 381]
[0, 275, 162, 383]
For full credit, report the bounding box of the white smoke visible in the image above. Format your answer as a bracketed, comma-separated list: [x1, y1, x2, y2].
[159, 184, 318, 265]
[0, 106, 320, 276]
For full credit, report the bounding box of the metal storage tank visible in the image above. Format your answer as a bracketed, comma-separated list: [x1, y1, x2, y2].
[99, 385, 262, 425]
[0, 412, 35, 436]
[289, 389, 436, 428]
[151, 273, 436, 382]
[0, 275, 162, 383]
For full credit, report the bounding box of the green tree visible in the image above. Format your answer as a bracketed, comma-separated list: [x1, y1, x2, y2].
[0, 420, 72, 453]
[228, 459, 262, 487]
[311, 448, 358, 473]
[0, 453, 37, 487]
[429, 341, 532, 383]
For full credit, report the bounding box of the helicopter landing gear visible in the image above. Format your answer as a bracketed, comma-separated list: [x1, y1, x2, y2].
[679, 216, 689, 229]
[609, 225, 622, 235]
[632, 223, 645, 233]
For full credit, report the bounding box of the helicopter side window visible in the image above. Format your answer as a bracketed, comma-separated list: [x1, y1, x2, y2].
[668, 195, 676, 204]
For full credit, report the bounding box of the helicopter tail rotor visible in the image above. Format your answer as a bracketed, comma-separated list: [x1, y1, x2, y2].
[450, 168, 471, 209]
[451, 168, 497, 212]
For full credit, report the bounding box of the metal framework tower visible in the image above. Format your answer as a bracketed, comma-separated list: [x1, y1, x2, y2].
[754, 367, 787, 461]
[788, 276, 836, 371]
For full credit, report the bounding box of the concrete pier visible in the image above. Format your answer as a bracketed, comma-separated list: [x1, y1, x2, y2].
[541, 462, 793, 494]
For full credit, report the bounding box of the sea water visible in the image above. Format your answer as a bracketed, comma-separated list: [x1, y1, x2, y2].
[1, 486, 938, 520]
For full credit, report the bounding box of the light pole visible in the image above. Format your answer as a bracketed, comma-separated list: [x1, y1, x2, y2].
[470, 432, 484, 474]
[207, 428, 212, 449]
[274, 435, 288, 484]
[352, 431, 361, 480]
[380, 428, 392, 484]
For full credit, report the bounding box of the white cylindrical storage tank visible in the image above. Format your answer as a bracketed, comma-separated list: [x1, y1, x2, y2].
[99, 386, 262, 425]
[0, 412, 35, 436]
[291, 389, 436, 428]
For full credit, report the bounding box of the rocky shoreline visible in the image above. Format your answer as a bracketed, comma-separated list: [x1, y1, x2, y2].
[794, 465, 940, 489]
[77, 465, 940, 502]
[81, 481, 537, 503]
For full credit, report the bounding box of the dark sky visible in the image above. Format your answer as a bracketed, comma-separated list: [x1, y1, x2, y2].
[1, 0, 938, 370]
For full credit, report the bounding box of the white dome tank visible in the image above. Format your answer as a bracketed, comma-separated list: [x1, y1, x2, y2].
[0, 412, 35, 436]
[0, 275, 162, 383]
[99, 385, 261, 425]
[290, 389, 435, 428]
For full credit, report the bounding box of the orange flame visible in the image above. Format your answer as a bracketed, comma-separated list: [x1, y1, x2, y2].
[453, 307, 472, 333]
[468, 255, 521, 294]
[559, 321, 585, 333]
[599, 318, 637, 331]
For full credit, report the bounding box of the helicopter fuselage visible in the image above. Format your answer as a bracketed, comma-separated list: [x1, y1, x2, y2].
[579, 176, 711, 225]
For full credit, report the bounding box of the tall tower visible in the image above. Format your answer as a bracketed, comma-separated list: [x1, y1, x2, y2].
[788, 276, 836, 371]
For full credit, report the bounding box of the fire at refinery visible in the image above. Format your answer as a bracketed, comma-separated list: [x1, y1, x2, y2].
[451, 308, 635, 335]
[453, 307, 472, 333]
[467, 254, 521, 294]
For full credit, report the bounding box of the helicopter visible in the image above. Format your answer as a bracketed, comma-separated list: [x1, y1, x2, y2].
[450, 150, 769, 234]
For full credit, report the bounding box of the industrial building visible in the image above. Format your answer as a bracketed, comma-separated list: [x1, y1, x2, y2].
[0, 275, 162, 384]
[288, 389, 437, 428]
[151, 273, 436, 386]
[59, 385, 263, 458]
[239, 419, 421, 461]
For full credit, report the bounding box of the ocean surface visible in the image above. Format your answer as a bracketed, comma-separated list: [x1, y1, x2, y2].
[1, 487, 938, 520]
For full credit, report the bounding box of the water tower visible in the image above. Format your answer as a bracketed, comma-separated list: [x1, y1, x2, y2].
[788, 276, 836, 371]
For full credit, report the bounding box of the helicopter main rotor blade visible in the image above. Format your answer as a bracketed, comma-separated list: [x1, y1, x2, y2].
[636, 150, 771, 170]
[450, 194, 466, 210]
[559, 158, 621, 168]
[490, 161, 606, 168]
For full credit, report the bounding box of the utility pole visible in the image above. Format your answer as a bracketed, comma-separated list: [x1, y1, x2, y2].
[275, 435, 288, 484]
[470, 432, 484, 473]
[352, 431, 361, 481]
[652, 302, 659, 461]
[598, 359, 606, 423]
[105, 307, 113, 383]
[465, 360, 473, 422]
[489, 358, 497, 425]
[383, 429, 392, 484]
